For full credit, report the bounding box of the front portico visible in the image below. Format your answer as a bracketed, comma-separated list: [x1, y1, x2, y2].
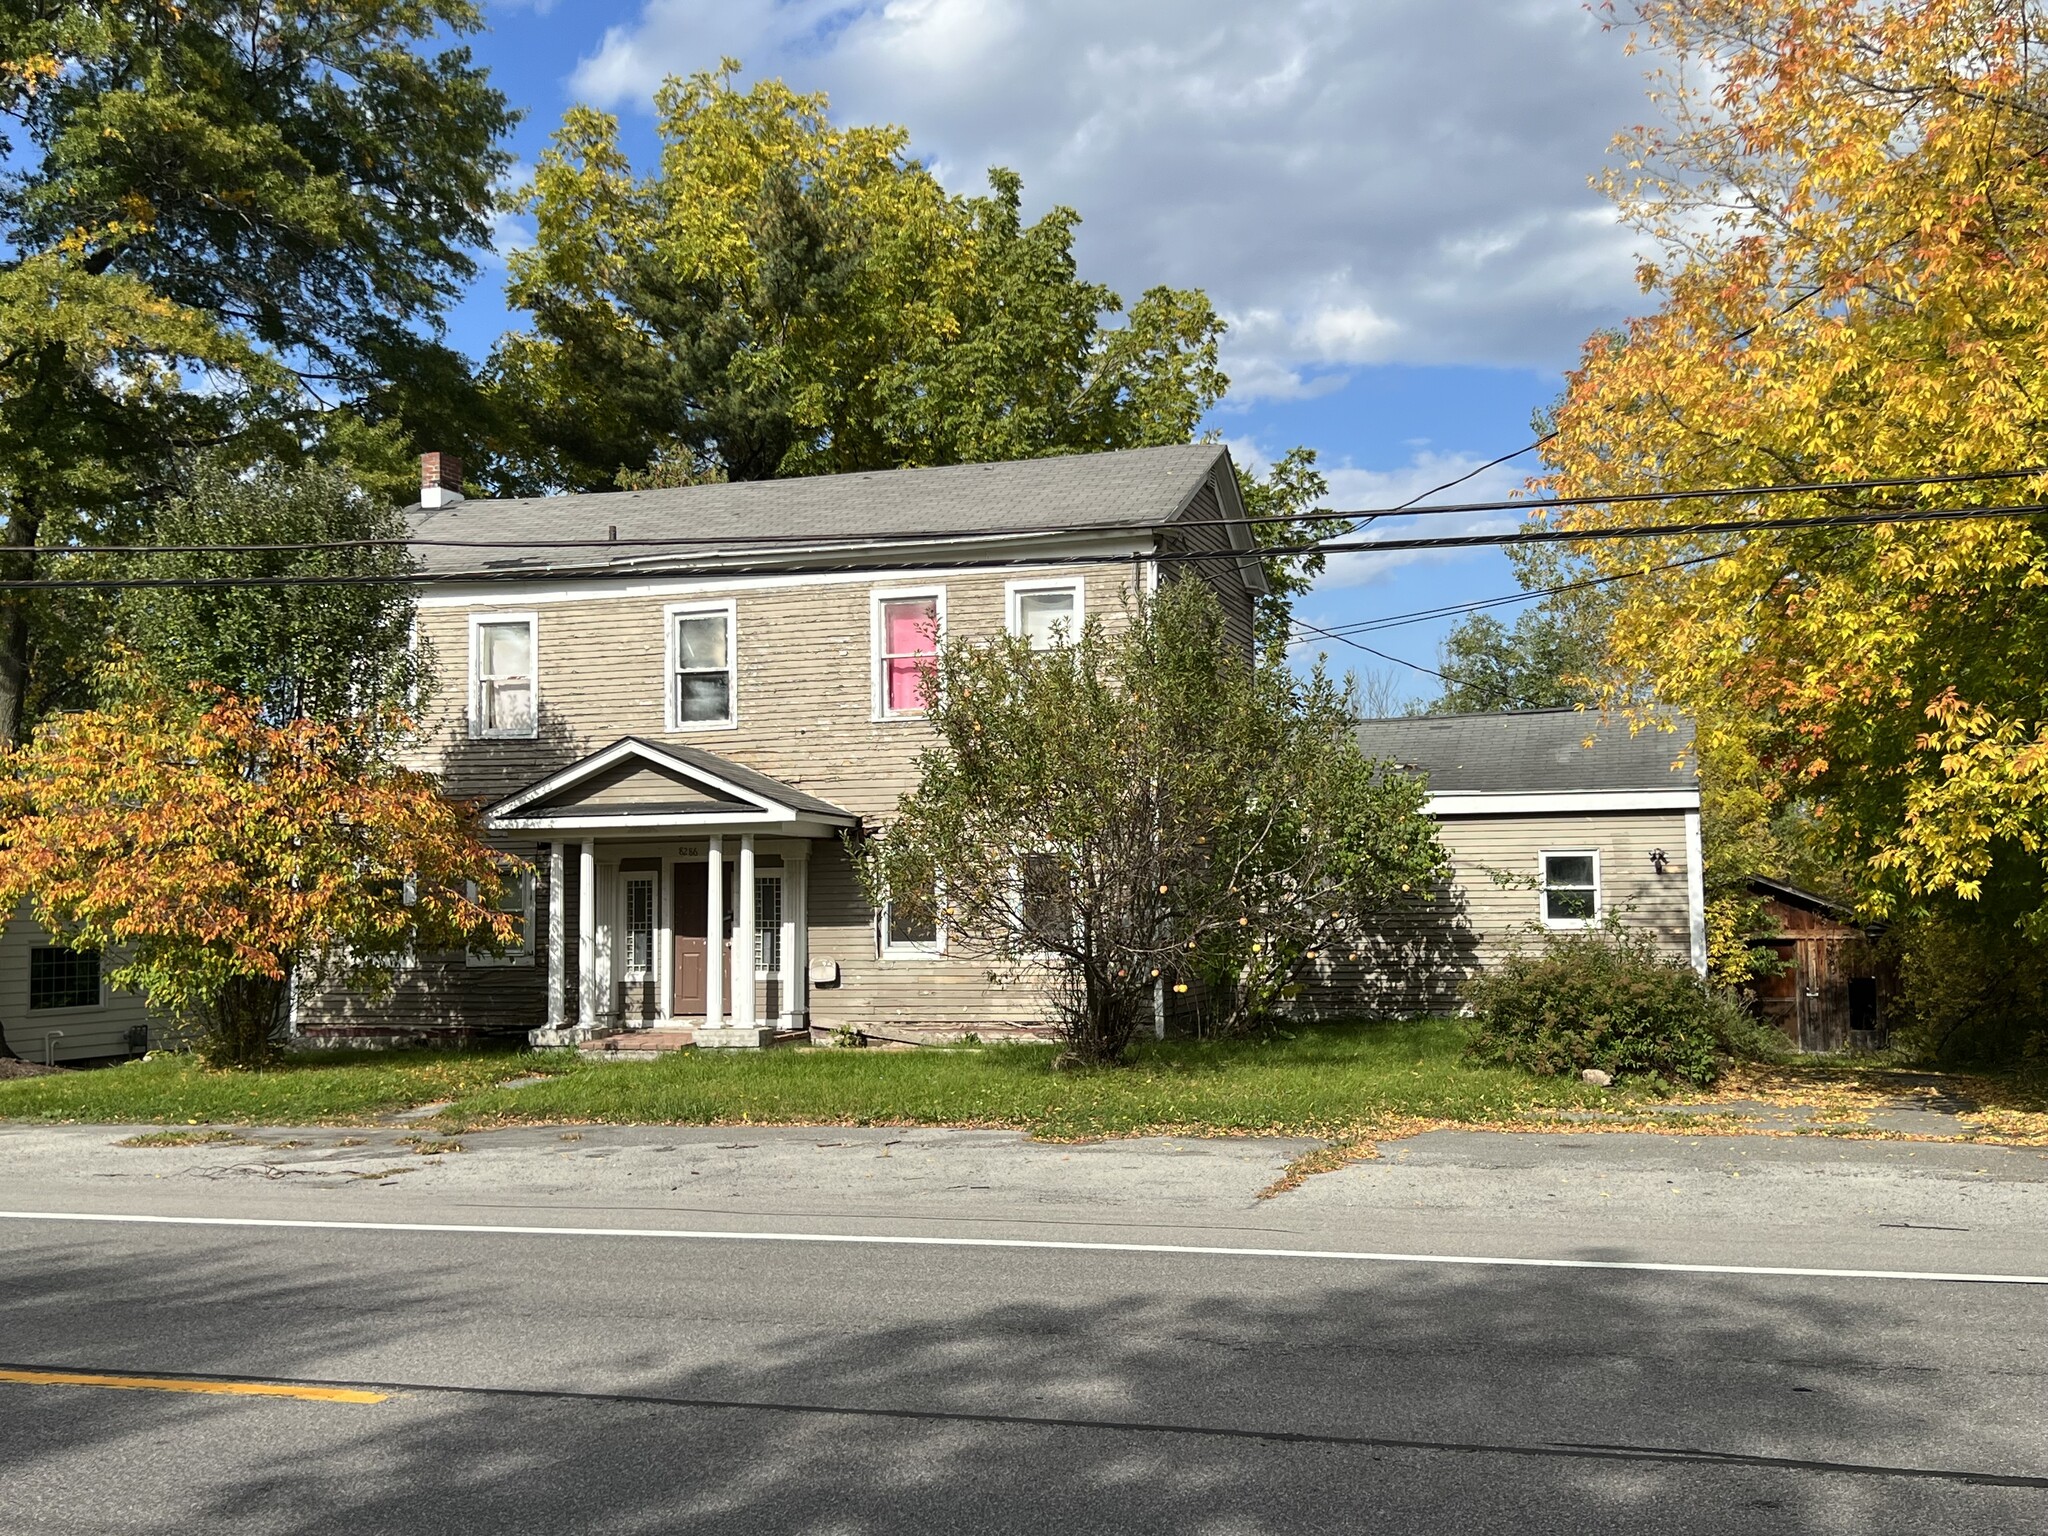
[483, 737, 859, 1048]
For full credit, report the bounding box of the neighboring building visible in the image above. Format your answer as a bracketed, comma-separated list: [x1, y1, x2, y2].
[1744, 876, 1893, 1053]
[0, 914, 152, 1066]
[1300, 709, 1706, 1017]
[295, 443, 1268, 1050]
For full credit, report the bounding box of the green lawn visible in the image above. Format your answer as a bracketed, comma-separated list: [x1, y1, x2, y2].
[442, 1018, 1615, 1139]
[0, 1020, 1624, 1137]
[0, 1047, 575, 1126]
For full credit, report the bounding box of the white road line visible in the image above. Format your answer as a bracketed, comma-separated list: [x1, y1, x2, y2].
[3, 1209, 2044, 1285]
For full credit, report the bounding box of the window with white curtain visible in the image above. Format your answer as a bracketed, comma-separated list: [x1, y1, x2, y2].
[1008, 582, 1082, 650]
[472, 616, 536, 738]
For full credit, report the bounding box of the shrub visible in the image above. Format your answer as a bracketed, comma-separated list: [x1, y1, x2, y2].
[1463, 923, 1776, 1089]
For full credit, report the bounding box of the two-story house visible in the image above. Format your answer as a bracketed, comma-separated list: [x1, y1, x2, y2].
[295, 442, 1270, 1050]
[0, 443, 1708, 1063]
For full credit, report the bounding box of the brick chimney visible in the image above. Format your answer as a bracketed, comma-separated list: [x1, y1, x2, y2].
[419, 451, 465, 510]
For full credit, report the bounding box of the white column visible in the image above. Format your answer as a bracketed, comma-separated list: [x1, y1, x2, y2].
[594, 861, 615, 1023]
[1684, 809, 1709, 977]
[577, 840, 596, 1026]
[547, 841, 566, 1031]
[785, 847, 809, 1029]
[657, 854, 675, 1022]
[735, 834, 757, 1028]
[705, 835, 725, 1026]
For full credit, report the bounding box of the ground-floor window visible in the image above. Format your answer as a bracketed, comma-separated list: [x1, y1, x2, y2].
[623, 874, 657, 980]
[1540, 851, 1600, 927]
[29, 945, 101, 1011]
[756, 875, 782, 976]
[882, 886, 944, 958]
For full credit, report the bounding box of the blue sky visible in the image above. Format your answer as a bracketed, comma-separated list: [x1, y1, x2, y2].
[449, 1, 1659, 704]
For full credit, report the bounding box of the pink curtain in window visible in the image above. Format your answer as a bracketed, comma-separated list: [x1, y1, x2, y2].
[885, 601, 937, 712]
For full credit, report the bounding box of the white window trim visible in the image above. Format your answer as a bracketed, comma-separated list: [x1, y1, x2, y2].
[881, 890, 947, 960]
[1012, 852, 1078, 959]
[871, 586, 947, 721]
[663, 598, 739, 733]
[1538, 849, 1602, 930]
[1005, 578, 1085, 649]
[621, 872, 658, 982]
[26, 944, 105, 1014]
[468, 611, 538, 741]
[467, 866, 537, 967]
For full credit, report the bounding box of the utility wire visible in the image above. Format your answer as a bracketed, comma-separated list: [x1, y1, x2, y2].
[1306, 551, 1729, 638]
[6, 500, 2041, 592]
[1287, 616, 1448, 678]
[4, 467, 2039, 560]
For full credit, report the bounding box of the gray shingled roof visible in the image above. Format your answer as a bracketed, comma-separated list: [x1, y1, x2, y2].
[412, 443, 1241, 580]
[1356, 709, 1698, 794]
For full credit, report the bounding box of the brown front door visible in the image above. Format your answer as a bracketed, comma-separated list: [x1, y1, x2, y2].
[674, 862, 708, 1018]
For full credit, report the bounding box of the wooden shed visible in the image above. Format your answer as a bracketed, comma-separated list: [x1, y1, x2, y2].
[1746, 877, 1893, 1054]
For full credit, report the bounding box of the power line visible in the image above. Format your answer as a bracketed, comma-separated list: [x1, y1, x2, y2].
[1288, 617, 1447, 679]
[5, 466, 2040, 561]
[1, 500, 2042, 592]
[1308, 551, 1728, 638]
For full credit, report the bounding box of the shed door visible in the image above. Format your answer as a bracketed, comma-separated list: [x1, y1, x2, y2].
[1797, 939, 1850, 1054]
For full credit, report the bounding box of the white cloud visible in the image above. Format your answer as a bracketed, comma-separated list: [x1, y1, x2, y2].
[1315, 450, 1536, 591]
[565, 0, 1653, 385]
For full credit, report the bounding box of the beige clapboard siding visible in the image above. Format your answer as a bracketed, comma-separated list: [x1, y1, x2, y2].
[415, 561, 1147, 816]
[296, 842, 552, 1041]
[407, 568, 1160, 1035]
[1297, 810, 1696, 1017]
[806, 841, 1055, 1030]
[0, 902, 160, 1062]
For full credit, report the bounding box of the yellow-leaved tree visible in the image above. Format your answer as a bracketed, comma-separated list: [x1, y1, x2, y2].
[1543, 0, 2048, 999]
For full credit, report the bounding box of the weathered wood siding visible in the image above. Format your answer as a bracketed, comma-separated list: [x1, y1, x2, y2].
[1159, 480, 1258, 657]
[314, 562, 1154, 1037]
[412, 562, 1146, 807]
[296, 840, 551, 1043]
[0, 902, 163, 1062]
[1296, 810, 1697, 1018]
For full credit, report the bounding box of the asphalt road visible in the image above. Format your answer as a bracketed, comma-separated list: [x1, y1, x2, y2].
[3, 1122, 2046, 1533]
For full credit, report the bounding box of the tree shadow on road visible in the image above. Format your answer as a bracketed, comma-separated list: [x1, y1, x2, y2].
[3, 1230, 2040, 1534]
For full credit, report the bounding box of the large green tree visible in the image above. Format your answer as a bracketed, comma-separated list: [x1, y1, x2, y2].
[0, 1, 513, 741]
[859, 578, 1443, 1064]
[124, 457, 424, 724]
[493, 65, 1228, 490]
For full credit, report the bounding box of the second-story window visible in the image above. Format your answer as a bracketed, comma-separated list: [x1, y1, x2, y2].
[669, 602, 736, 729]
[472, 615, 536, 738]
[1009, 581, 1083, 650]
[875, 590, 943, 718]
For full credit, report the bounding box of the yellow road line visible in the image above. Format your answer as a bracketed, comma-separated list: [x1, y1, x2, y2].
[0, 1368, 387, 1404]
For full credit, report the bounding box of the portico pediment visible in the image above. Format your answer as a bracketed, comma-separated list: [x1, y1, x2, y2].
[483, 737, 857, 835]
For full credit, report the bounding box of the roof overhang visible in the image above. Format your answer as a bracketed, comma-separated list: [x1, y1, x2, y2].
[483, 737, 859, 836]
[1425, 788, 1701, 817]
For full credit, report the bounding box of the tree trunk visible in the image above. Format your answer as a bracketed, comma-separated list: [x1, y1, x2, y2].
[196, 975, 289, 1069]
[0, 500, 38, 748]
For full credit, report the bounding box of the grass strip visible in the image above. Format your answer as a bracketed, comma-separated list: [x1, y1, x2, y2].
[0, 1048, 577, 1126]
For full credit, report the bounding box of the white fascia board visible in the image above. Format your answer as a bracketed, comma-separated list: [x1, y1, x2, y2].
[488, 809, 802, 834]
[416, 535, 1156, 610]
[1425, 789, 1701, 817]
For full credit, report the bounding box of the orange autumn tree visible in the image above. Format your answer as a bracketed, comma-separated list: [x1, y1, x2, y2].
[0, 673, 517, 1068]
[1544, 0, 2048, 941]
